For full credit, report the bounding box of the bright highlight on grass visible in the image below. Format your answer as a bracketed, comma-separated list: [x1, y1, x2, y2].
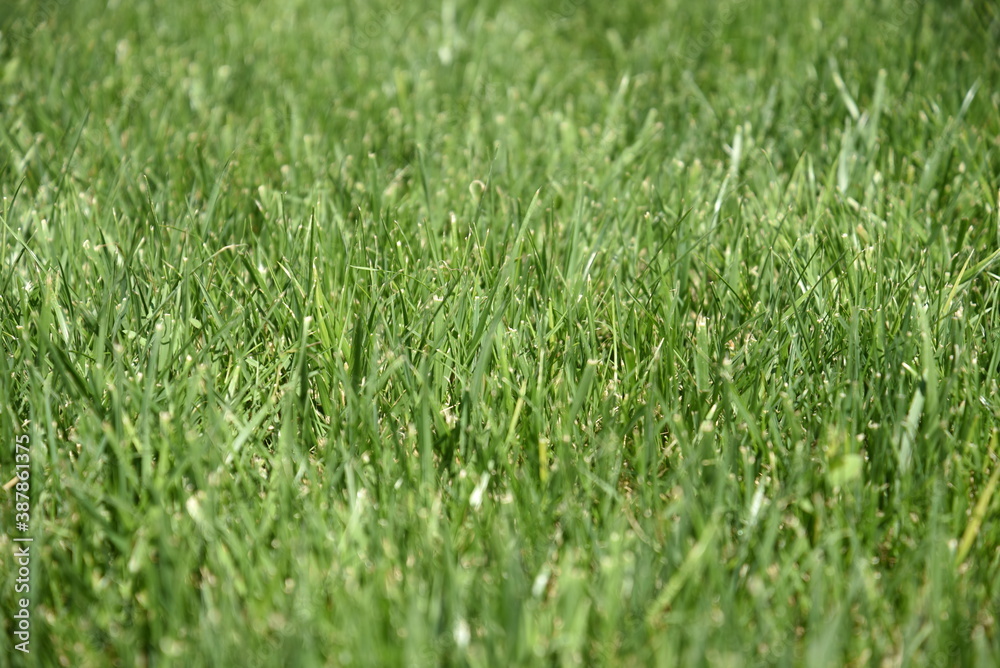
[1, 0, 999, 666]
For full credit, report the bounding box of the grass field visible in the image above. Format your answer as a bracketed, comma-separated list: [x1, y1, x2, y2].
[2, 0, 1000, 665]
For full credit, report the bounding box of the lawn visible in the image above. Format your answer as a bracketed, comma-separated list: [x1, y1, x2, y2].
[1, 0, 999, 665]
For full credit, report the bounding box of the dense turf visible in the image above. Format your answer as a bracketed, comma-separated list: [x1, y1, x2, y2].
[1, 0, 1000, 665]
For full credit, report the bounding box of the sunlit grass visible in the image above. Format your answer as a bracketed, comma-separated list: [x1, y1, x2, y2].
[1, 0, 999, 665]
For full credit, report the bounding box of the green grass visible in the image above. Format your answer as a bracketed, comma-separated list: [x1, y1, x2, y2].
[2, 0, 1000, 665]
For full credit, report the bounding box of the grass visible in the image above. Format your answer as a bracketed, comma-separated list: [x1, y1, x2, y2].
[1, 0, 999, 665]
